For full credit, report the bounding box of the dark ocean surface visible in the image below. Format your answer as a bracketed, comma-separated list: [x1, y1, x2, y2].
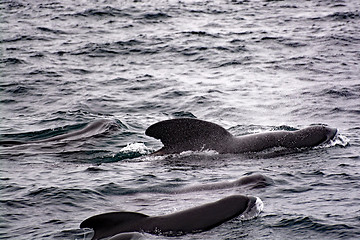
[1, 0, 359, 239]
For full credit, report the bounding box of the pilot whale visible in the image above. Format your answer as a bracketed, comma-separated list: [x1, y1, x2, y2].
[173, 173, 272, 194]
[145, 118, 337, 155]
[0, 119, 114, 147]
[80, 195, 263, 240]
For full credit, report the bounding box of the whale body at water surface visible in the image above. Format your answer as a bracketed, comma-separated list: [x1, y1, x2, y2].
[173, 173, 271, 193]
[81, 195, 263, 240]
[0, 120, 115, 147]
[145, 118, 338, 155]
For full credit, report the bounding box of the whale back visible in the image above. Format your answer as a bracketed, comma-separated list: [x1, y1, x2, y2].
[145, 118, 232, 154]
[152, 195, 254, 234]
[80, 212, 149, 240]
[80, 195, 260, 239]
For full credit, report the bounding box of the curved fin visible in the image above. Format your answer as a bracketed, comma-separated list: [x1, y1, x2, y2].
[145, 118, 232, 153]
[80, 212, 149, 240]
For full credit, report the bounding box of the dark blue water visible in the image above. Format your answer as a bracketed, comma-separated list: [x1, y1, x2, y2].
[1, 0, 359, 239]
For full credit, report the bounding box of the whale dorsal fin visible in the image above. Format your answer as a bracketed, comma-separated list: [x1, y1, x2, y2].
[80, 212, 149, 240]
[145, 118, 232, 154]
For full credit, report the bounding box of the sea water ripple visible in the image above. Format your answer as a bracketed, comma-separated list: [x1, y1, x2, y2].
[1, 0, 360, 240]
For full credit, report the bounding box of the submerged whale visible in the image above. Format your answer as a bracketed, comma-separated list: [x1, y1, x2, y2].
[81, 195, 263, 240]
[173, 173, 272, 194]
[145, 118, 337, 155]
[0, 120, 114, 147]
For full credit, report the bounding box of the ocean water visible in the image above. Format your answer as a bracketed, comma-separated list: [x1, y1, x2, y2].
[1, 0, 359, 239]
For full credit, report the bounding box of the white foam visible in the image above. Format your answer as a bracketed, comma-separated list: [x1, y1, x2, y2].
[120, 142, 152, 155]
[179, 149, 219, 156]
[239, 197, 264, 221]
[313, 132, 350, 150]
[329, 134, 350, 147]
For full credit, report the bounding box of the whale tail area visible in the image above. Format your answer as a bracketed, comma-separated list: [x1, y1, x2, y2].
[80, 212, 148, 240]
[145, 118, 232, 154]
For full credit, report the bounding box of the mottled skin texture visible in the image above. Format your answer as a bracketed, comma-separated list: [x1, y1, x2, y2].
[81, 195, 256, 240]
[145, 118, 337, 155]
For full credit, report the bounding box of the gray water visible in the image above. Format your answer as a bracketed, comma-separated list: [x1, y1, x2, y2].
[1, 0, 359, 239]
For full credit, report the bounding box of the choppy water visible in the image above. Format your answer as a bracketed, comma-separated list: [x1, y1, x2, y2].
[1, 0, 360, 239]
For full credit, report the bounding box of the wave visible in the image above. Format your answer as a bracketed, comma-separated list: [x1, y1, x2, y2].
[272, 216, 355, 239]
[26, 187, 105, 208]
[0, 35, 52, 43]
[140, 12, 171, 20]
[36, 27, 67, 35]
[70, 40, 149, 57]
[1, 186, 104, 213]
[326, 11, 360, 21]
[67, 31, 249, 60]
[95, 182, 139, 196]
[256, 36, 308, 48]
[0, 57, 26, 65]
[50, 142, 151, 164]
[70, 6, 170, 23]
[71, 6, 130, 18]
[320, 85, 360, 99]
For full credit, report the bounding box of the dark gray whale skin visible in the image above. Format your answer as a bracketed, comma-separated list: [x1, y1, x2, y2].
[145, 118, 338, 155]
[80, 195, 257, 240]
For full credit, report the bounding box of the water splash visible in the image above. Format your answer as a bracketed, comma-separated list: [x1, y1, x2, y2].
[239, 197, 264, 221]
[119, 142, 152, 155]
[330, 134, 350, 147]
[179, 149, 219, 156]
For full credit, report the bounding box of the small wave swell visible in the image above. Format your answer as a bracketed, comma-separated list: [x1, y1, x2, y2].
[273, 216, 354, 238]
[0, 57, 26, 65]
[2, 187, 105, 210]
[72, 6, 130, 18]
[327, 11, 360, 21]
